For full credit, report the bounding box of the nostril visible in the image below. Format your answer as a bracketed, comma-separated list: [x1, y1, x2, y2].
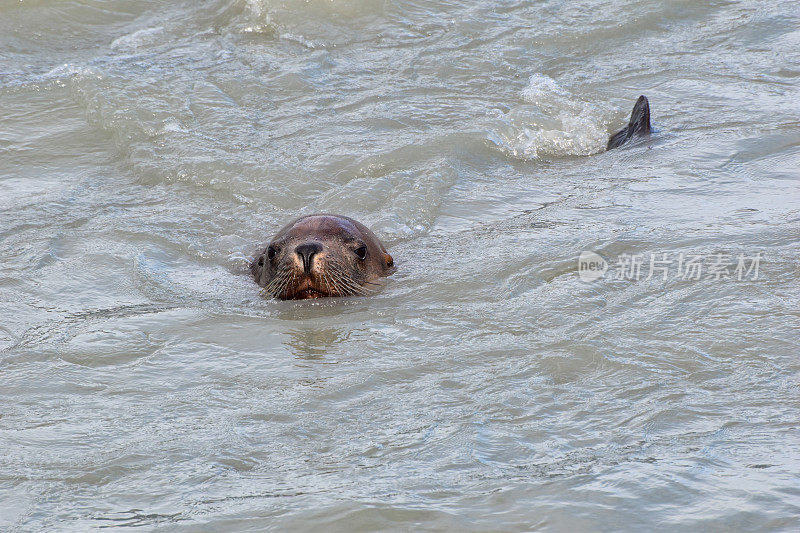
[295, 242, 322, 273]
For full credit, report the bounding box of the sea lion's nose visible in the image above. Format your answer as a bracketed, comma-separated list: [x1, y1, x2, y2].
[295, 242, 322, 273]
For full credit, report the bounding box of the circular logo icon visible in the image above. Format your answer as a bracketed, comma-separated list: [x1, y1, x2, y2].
[578, 251, 608, 282]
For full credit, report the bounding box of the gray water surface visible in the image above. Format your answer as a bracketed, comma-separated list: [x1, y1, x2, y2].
[1, 0, 799, 531]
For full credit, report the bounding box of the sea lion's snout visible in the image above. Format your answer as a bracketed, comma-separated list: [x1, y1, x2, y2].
[294, 242, 323, 274]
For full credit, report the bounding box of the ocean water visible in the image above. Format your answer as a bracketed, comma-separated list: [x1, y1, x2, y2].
[1, 0, 799, 530]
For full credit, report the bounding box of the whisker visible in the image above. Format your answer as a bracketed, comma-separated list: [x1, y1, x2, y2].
[262, 256, 385, 300]
[265, 266, 294, 299]
[328, 269, 352, 297]
[329, 271, 348, 297]
[328, 263, 373, 296]
[321, 270, 333, 296]
[267, 267, 289, 293]
[260, 267, 284, 297]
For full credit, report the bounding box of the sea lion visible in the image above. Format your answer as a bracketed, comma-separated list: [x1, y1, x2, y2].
[607, 95, 651, 150]
[252, 214, 394, 300]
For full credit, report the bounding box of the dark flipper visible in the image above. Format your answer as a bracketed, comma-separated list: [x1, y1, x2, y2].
[607, 95, 651, 150]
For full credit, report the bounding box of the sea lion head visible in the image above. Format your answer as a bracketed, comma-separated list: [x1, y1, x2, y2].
[252, 214, 394, 300]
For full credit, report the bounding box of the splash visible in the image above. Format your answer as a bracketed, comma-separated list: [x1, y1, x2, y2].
[488, 74, 609, 160]
[110, 27, 165, 51]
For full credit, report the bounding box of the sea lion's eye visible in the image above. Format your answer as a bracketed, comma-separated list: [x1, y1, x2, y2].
[267, 246, 277, 260]
[354, 246, 367, 260]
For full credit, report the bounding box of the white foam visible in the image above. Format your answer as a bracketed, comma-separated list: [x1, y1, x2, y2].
[42, 63, 97, 80]
[279, 32, 320, 49]
[521, 73, 571, 102]
[489, 74, 609, 160]
[110, 26, 165, 51]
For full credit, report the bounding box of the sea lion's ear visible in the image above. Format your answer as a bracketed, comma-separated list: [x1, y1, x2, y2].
[251, 252, 265, 278]
[383, 252, 394, 268]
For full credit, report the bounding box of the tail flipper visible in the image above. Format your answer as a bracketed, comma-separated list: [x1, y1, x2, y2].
[607, 95, 651, 150]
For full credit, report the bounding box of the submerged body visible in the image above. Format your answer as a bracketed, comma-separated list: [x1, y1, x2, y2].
[251, 214, 394, 300]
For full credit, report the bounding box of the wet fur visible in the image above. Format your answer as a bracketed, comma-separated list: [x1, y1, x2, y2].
[252, 214, 394, 300]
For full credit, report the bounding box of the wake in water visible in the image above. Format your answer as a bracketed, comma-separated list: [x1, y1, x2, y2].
[487, 74, 613, 160]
